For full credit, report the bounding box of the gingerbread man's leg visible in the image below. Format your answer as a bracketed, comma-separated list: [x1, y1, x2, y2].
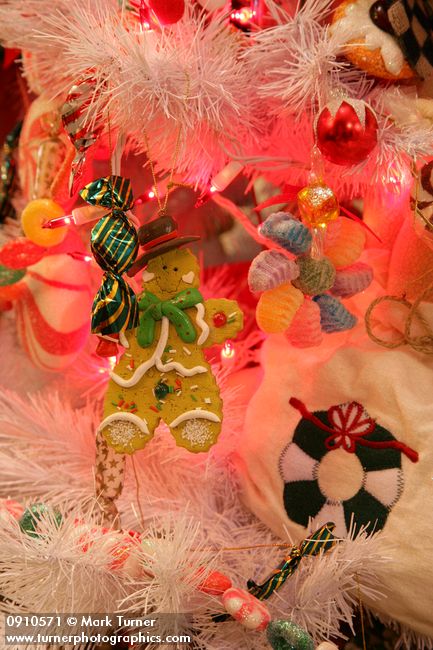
[95, 429, 126, 525]
[165, 372, 223, 453]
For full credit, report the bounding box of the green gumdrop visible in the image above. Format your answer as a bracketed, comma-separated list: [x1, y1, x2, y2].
[267, 620, 315, 650]
[293, 256, 336, 296]
[19, 503, 63, 538]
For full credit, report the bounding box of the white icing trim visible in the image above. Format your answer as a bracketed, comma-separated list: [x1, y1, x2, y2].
[110, 317, 208, 387]
[182, 271, 195, 284]
[119, 330, 129, 348]
[98, 412, 149, 435]
[169, 410, 221, 428]
[331, 0, 404, 76]
[195, 303, 210, 345]
[156, 318, 208, 375]
[142, 270, 155, 283]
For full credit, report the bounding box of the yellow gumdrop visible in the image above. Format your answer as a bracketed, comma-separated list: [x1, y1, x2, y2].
[256, 282, 304, 333]
[21, 199, 67, 248]
[324, 217, 365, 268]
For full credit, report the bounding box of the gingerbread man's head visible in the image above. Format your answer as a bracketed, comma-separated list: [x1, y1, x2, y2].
[141, 248, 200, 297]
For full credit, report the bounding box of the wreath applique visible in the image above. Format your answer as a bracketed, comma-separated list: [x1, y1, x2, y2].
[279, 398, 419, 536]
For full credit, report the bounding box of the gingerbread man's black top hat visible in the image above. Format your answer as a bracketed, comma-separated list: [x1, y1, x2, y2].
[127, 214, 199, 277]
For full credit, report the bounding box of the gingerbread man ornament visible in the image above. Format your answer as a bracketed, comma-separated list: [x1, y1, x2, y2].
[95, 221, 243, 516]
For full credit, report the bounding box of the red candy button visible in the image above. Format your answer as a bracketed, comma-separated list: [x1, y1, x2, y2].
[213, 311, 227, 328]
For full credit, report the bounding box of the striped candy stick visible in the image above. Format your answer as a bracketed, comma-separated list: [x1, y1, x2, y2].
[61, 76, 104, 195]
[247, 522, 337, 600]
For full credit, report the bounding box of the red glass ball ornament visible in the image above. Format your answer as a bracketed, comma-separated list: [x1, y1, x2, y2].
[148, 0, 185, 24]
[213, 311, 227, 328]
[316, 101, 378, 166]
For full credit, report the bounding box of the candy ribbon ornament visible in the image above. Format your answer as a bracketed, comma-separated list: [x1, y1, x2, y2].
[80, 176, 139, 355]
[247, 522, 336, 600]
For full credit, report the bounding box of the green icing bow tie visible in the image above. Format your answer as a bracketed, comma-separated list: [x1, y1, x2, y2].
[137, 288, 204, 348]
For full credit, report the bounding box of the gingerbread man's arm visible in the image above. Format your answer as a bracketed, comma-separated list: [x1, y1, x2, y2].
[201, 299, 243, 347]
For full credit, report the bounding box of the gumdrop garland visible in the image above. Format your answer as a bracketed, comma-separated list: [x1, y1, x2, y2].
[250, 197, 373, 346]
[80, 175, 139, 355]
[14, 502, 338, 650]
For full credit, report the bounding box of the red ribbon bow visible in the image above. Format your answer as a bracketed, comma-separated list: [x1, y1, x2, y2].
[289, 398, 418, 463]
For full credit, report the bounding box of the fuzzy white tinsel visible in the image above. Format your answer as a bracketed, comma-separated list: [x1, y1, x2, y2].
[0, 376, 389, 648]
[0, 503, 127, 616]
[0, 0, 256, 185]
[1, 0, 432, 194]
[241, 0, 369, 116]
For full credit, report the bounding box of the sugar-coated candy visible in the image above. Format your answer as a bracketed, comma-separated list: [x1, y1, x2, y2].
[0, 237, 46, 269]
[293, 256, 335, 296]
[260, 212, 312, 255]
[19, 503, 63, 538]
[75, 520, 141, 577]
[0, 264, 26, 287]
[0, 498, 24, 523]
[297, 184, 339, 228]
[248, 250, 299, 293]
[314, 294, 357, 333]
[286, 299, 323, 348]
[21, 199, 67, 248]
[256, 282, 304, 333]
[331, 262, 373, 298]
[267, 620, 314, 650]
[197, 569, 232, 595]
[324, 218, 365, 268]
[222, 587, 271, 631]
[0, 280, 26, 301]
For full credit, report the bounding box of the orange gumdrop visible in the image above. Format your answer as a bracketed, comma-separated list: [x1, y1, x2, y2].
[256, 282, 304, 333]
[324, 217, 366, 268]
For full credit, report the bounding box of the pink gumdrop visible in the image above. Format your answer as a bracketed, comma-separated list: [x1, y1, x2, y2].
[286, 298, 323, 348]
[222, 587, 271, 631]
